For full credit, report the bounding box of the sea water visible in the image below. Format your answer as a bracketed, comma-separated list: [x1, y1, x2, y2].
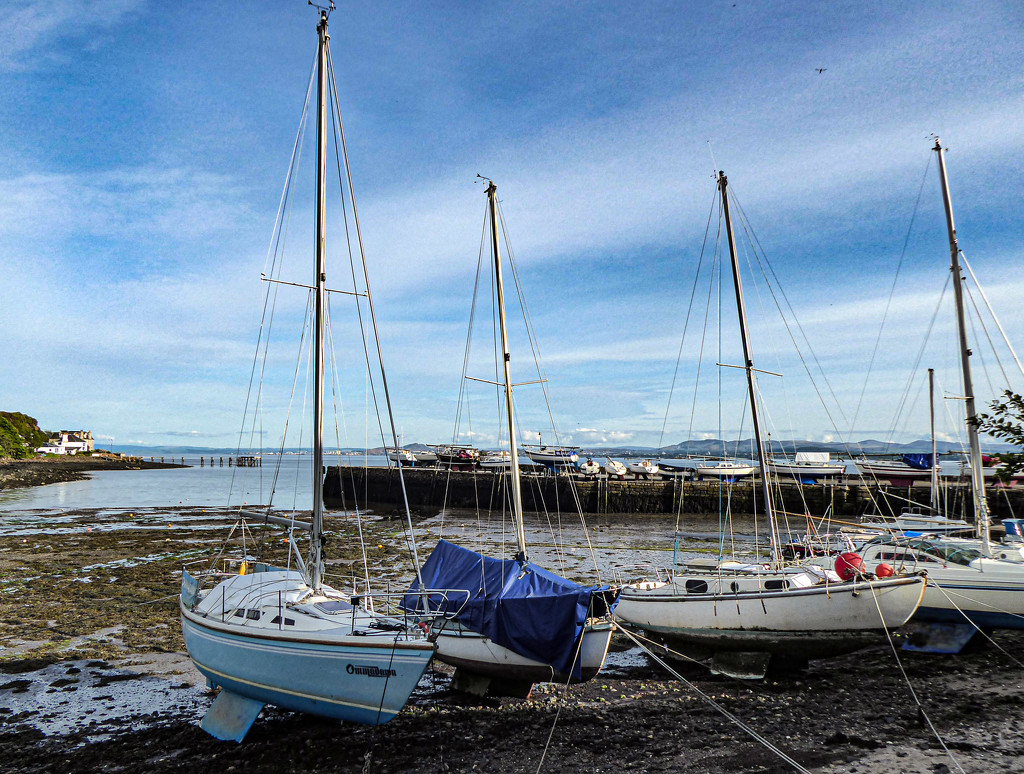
[0, 454, 391, 512]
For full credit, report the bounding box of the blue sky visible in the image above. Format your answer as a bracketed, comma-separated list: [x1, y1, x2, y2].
[3, 0, 1024, 452]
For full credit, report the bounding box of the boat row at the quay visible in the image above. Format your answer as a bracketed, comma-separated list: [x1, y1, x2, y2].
[324, 463, 1024, 523]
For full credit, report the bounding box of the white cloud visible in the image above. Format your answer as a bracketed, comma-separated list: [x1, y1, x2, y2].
[0, 0, 142, 72]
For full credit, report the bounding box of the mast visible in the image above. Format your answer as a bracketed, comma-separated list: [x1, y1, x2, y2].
[486, 181, 528, 561]
[718, 172, 782, 566]
[928, 368, 939, 512]
[309, 10, 329, 590]
[933, 138, 991, 554]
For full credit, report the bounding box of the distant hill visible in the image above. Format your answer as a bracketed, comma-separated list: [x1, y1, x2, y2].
[0, 412, 51, 459]
[588, 437, 1019, 458]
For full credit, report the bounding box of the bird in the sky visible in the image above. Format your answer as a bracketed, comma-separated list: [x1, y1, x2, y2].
[815, 68, 827, 74]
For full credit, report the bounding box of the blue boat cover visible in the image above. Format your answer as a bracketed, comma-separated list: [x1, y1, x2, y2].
[902, 453, 934, 470]
[402, 539, 618, 680]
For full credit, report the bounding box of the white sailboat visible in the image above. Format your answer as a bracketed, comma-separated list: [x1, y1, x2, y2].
[853, 139, 1024, 637]
[522, 441, 580, 469]
[478, 450, 514, 471]
[614, 171, 926, 678]
[405, 181, 617, 696]
[179, 9, 433, 741]
[603, 457, 628, 478]
[694, 459, 757, 479]
[627, 459, 660, 478]
[767, 451, 845, 481]
[386, 447, 418, 466]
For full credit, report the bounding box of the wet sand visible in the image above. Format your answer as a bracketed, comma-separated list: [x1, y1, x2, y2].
[1, 506, 1022, 773]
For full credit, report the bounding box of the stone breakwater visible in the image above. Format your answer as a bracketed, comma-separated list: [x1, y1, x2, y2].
[0, 457, 186, 491]
[325, 464, 1024, 522]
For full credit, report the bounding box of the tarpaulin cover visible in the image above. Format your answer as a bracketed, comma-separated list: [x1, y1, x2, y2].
[402, 539, 617, 680]
[902, 453, 934, 470]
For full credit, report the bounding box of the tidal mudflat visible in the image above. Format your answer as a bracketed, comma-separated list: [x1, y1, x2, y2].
[2, 506, 1022, 773]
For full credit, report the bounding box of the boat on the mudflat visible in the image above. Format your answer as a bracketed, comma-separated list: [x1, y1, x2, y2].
[180, 8, 433, 741]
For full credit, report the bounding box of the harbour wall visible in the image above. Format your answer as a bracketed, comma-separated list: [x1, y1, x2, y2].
[322, 465, 1024, 523]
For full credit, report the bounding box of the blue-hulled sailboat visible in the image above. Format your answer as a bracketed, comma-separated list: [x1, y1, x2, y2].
[179, 7, 433, 741]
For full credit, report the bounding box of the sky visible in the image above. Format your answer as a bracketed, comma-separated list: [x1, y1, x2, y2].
[3, 0, 1024, 453]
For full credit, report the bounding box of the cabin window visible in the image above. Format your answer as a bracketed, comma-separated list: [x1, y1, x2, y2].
[684, 579, 708, 594]
[764, 579, 788, 591]
[270, 616, 296, 626]
[730, 581, 740, 593]
[232, 609, 244, 618]
[246, 609, 262, 621]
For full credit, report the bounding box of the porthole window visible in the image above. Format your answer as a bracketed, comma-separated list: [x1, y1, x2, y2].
[684, 579, 708, 594]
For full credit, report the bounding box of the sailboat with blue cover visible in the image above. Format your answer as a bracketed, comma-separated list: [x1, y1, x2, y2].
[179, 7, 433, 741]
[403, 181, 618, 697]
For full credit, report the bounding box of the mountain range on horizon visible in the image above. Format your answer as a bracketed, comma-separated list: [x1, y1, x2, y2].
[109, 437, 1018, 457]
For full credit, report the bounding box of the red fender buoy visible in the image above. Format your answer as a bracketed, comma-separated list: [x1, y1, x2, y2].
[835, 552, 866, 580]
[875, 562, 895, 578]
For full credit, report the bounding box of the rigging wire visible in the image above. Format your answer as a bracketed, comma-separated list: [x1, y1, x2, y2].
[852, 152, 934, 438]
[325, 44, 425, 584]
[960, 251, 1024, 384]
[227, 49, 316, 515]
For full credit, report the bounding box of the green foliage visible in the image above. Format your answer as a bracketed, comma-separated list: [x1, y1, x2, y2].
[974, 390, 1024, 482]
[0, 417, 31, 459]
[0, 412, 50, 449]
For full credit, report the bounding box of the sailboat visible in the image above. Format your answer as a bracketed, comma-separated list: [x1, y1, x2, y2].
[179, 9, 433, 741]
[855, 139, 1024, 636]
[614, 171, 927, 678]
[521, 439, 580, 470]
[404, 181, 618, 697]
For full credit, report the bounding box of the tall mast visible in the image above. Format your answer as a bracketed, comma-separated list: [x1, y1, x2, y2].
[309, 10, 329, 590]
[928, 368, 939, 512]
[486, 182, 528, 561]
[718, 172, 782, 566]
[933, 138, 991, 554]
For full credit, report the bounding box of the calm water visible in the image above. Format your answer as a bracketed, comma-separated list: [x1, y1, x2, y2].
[0, 455, 391, 512]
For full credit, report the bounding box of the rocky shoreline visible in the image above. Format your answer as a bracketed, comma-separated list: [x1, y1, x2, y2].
[0, 456, 186, 491]
[1, 506, 1022, 773]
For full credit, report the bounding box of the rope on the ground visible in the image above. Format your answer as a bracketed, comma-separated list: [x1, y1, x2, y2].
[614, 625, 814, 774]
[534, 619, 590, 774]
[867, 582, 968, 774]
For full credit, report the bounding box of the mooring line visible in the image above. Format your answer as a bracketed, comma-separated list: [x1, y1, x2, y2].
[867, 582, 967, 774]
[614, 625, 814, 774]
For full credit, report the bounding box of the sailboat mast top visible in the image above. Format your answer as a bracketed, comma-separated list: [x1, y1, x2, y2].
[486, 182, 528, 560]
[717, 172, 781, 565]
[933, 138, 990, 551]
[309, 10, 330, 591]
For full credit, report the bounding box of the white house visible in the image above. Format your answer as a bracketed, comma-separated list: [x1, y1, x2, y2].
[36, 430, 94, 455]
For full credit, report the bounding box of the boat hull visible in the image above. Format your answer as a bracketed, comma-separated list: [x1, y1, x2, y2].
[432, 620, 614, 684]
[615, 574, 925, 661]
[911, 574, 1024, 629]
[181, 605, 434, 725]
[695, 463, 757, 478]
[768, 464, 846, 478]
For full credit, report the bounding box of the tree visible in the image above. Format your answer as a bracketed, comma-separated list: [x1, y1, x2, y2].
[973, 390, 1024, 483]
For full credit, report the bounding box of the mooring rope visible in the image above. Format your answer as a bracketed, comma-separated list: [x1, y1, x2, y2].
[866, 582, 968, 774]
[614, 625, 814, 773]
